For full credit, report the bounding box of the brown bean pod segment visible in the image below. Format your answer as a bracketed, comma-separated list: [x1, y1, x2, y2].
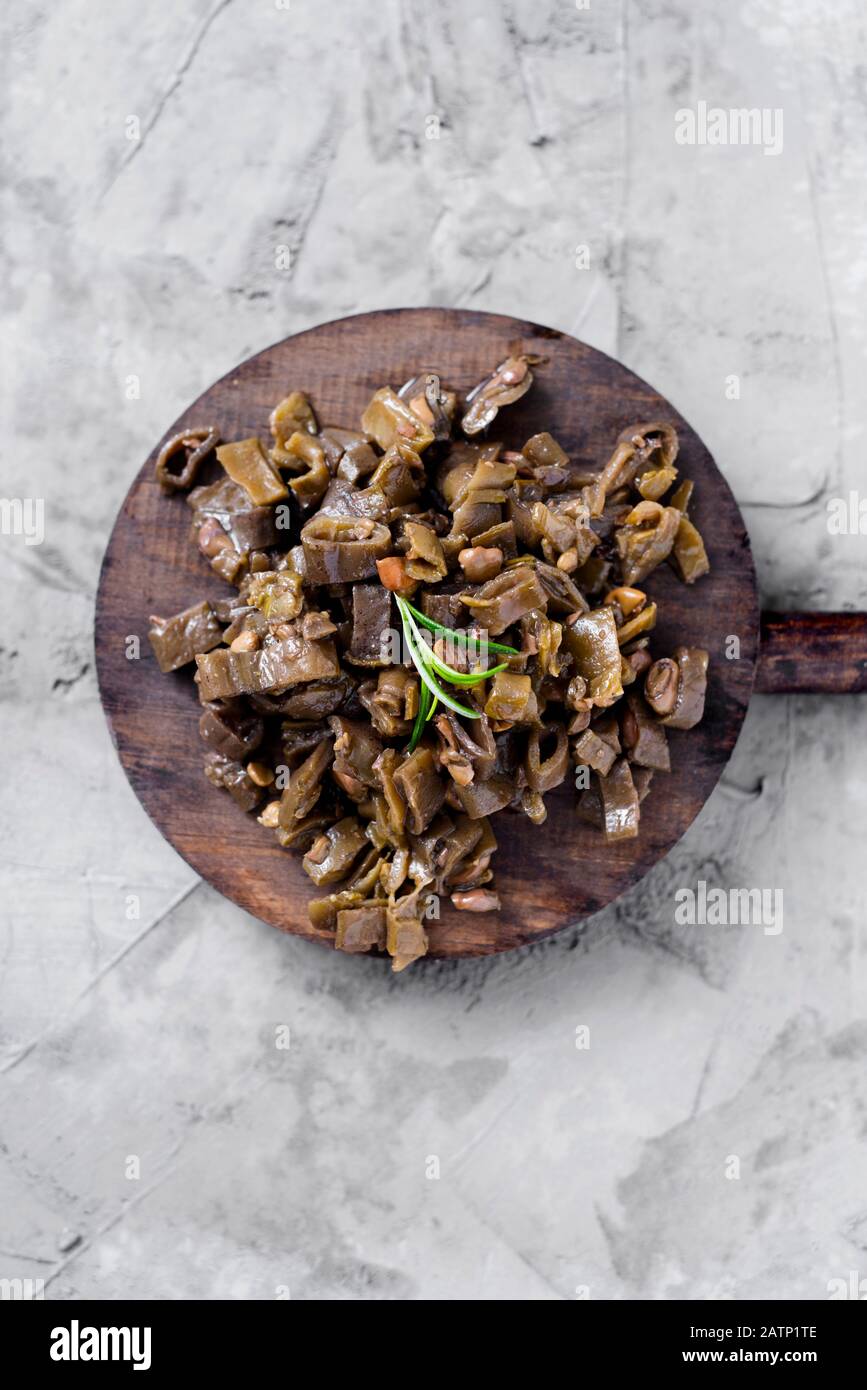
[525, 723, 570, 793]
[155, 426, 220, 493]
[301, 515, 392, 583]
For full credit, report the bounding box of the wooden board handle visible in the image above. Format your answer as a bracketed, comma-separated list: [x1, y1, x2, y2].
[756, 612, 867, 693]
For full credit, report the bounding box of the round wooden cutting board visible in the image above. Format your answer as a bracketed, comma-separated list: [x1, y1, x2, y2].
[95, 308, 759, 959]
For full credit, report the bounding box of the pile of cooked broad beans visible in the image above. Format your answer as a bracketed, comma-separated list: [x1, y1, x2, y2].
[149, 354, 709, 970]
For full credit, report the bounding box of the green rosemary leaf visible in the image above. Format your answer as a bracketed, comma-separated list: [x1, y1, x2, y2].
[408, 678, 430, 752]
[402, 600, 518, 656]
[425, 647, 508, 687]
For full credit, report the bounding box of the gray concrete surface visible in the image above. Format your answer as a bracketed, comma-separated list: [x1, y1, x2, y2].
[1, 0, 866, 1300]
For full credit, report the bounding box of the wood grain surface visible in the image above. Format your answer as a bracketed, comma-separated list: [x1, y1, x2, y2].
[95, 308, 760, 959]
[755, 612, 867, 693]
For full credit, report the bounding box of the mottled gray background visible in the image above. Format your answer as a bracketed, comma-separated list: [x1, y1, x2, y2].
[1, 0, 866, 1301]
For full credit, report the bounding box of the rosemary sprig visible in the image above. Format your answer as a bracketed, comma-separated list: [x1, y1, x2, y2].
[399, 600, 480, 722]
[401, 600, 519, 656]
[397, 596, 516, 745]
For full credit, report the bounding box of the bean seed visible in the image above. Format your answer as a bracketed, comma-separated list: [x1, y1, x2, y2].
[644, 658, 680, 717]
[451, 888, 501, 912]
[458, 546, 503, 583]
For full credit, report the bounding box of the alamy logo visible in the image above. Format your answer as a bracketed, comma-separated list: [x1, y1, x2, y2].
[675, 880, 783, 936]
[827, 492, 867, 535]
[0, 497, 44, 546]
[50, 1320, 152, 1371]
[675, 101, 783, 157]
[827, 1271, 867, 1300]
[0, 1277, 44, 1300]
